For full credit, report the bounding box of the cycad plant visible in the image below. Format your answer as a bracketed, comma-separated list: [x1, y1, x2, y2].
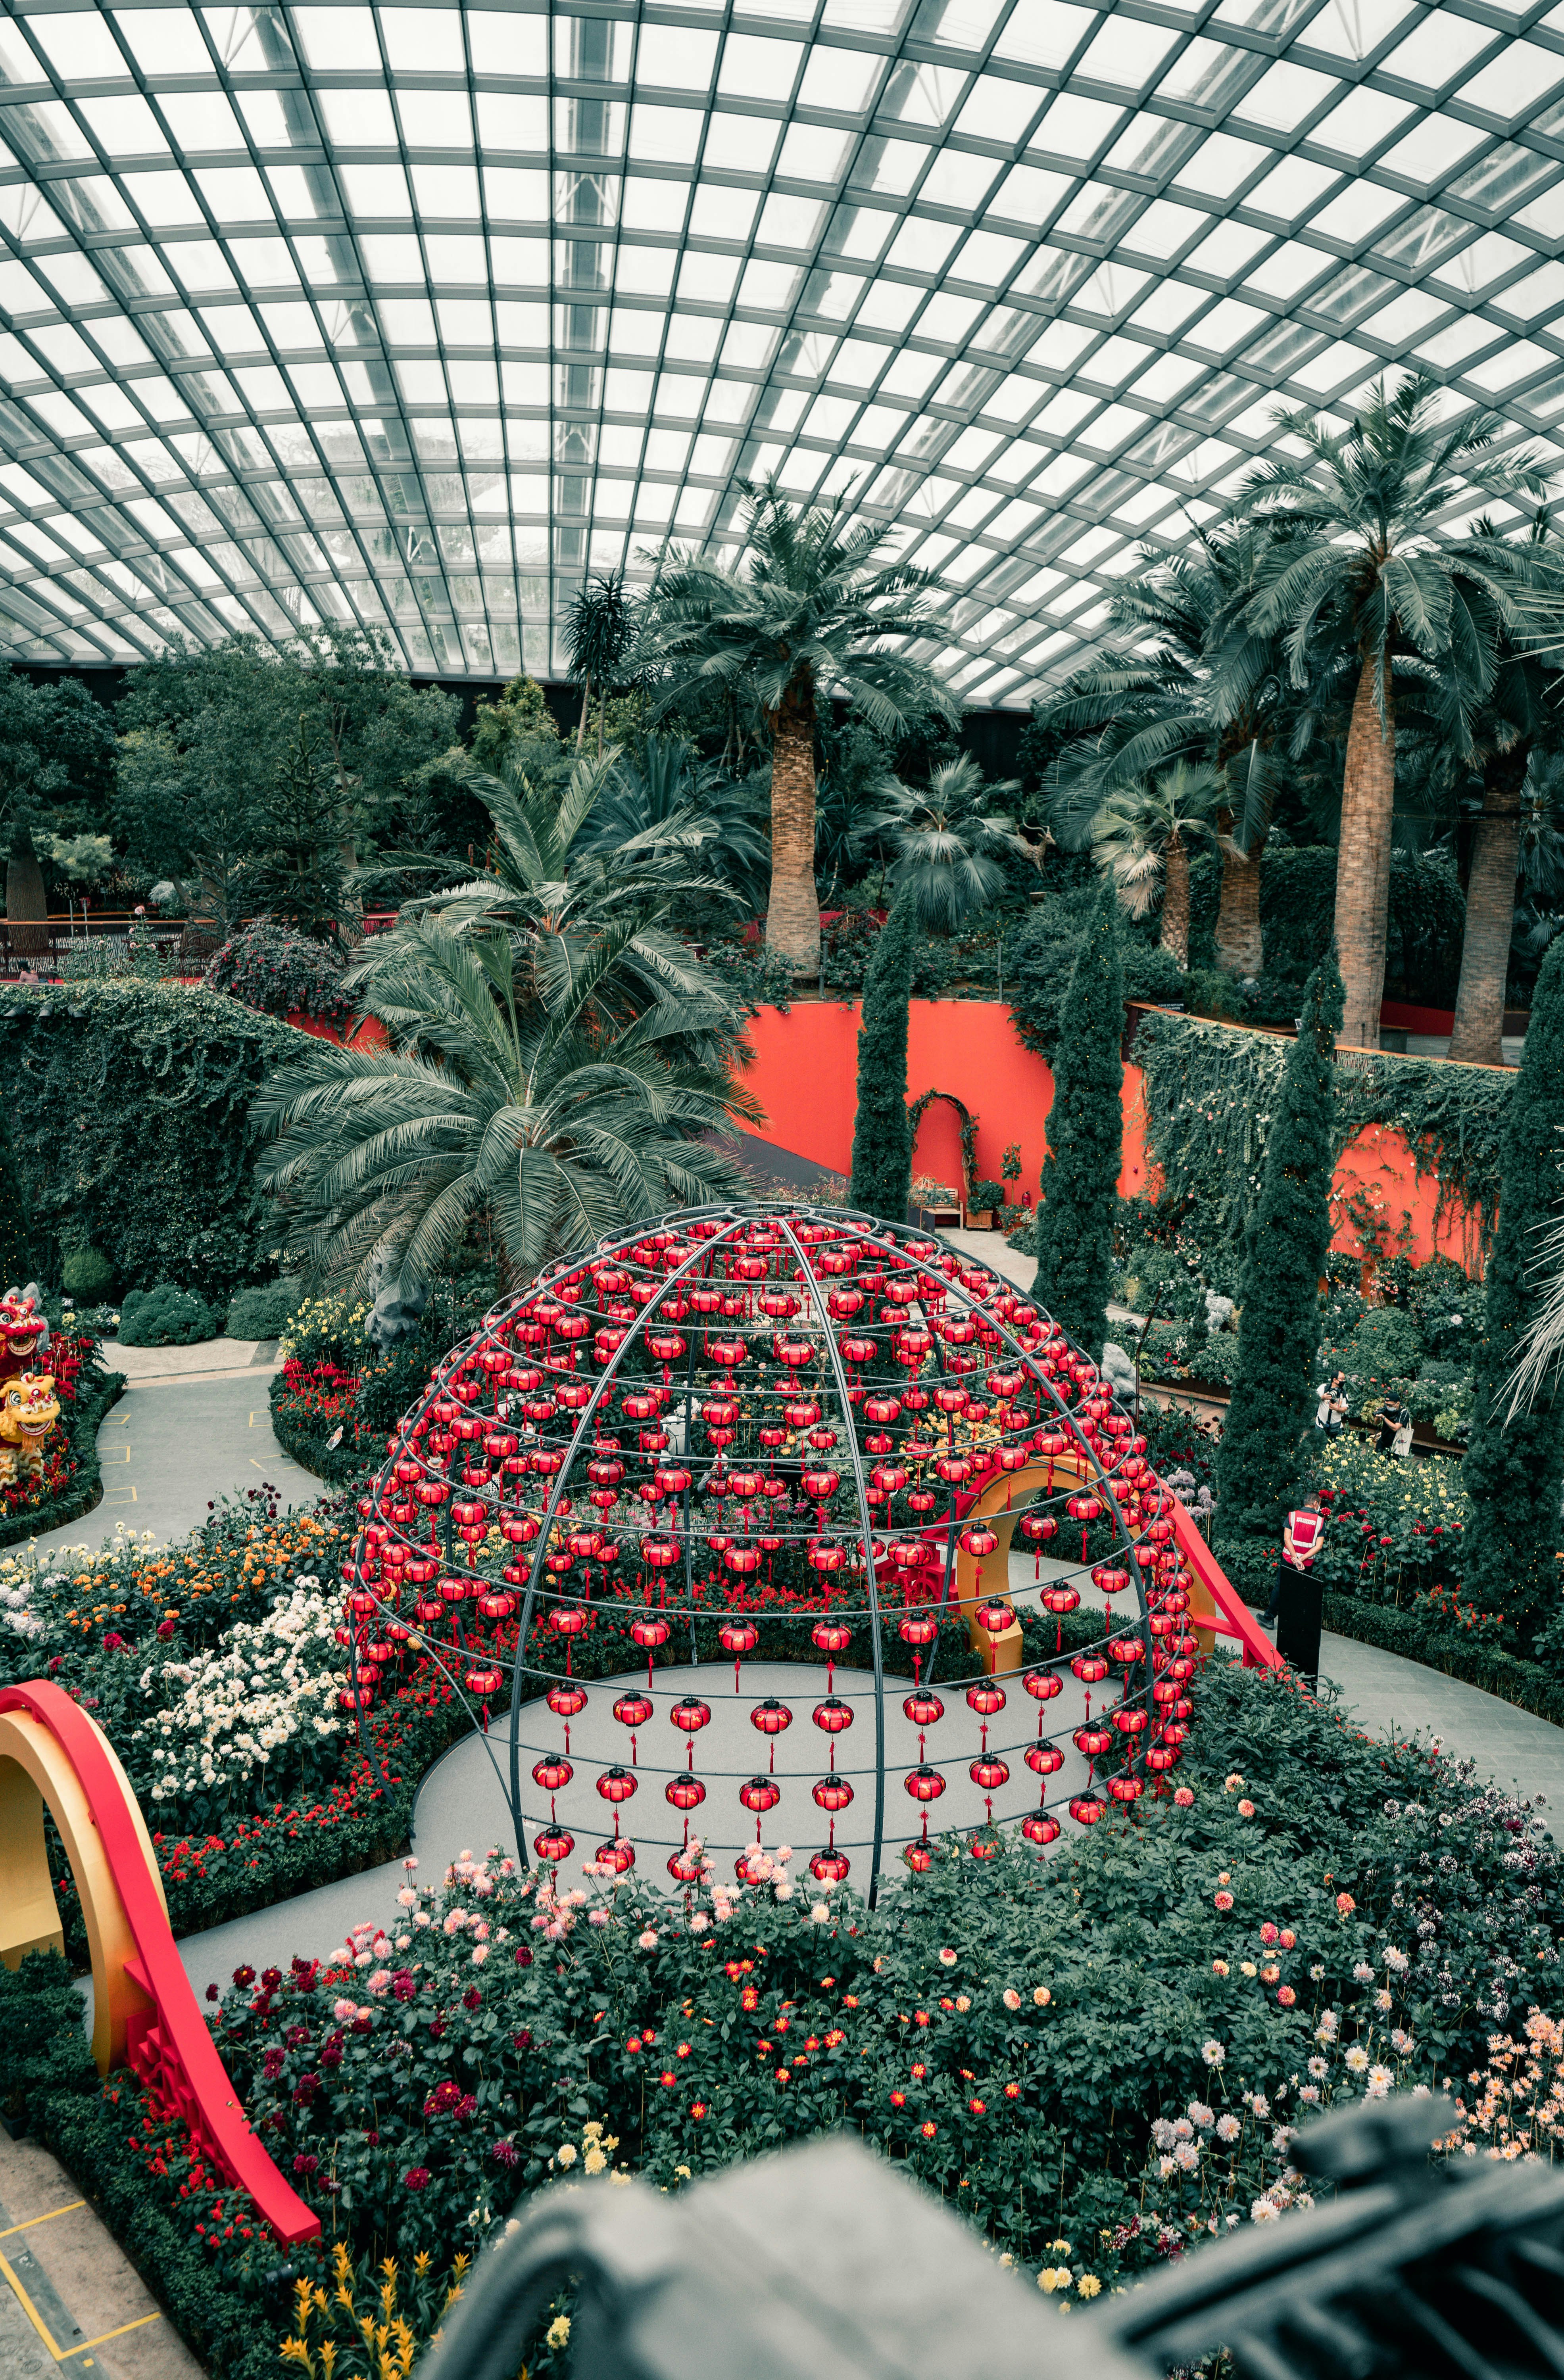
[639, 476, 958, 975]
[579, 736, 773, 914]
[865, 753, 1031, 933]
[1237, 373, 1554, 1048]
[562, 571, 635, 757]
[256, 920, 755, 1290]
[1087, 762, 1239, 971]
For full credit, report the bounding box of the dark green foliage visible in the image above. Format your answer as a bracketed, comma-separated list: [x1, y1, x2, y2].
[234, 711, 351, 937]
[848, 888, 917, 1220]
[0, 983, 307, 1294]
[226, 1280, 304, 1340]
[1458, 935, 1564, 1622]
[1031, 877, 1123, 1360]
[1011, 890, 1184, 1059]
[118, 1284, 215, 1345]
[204, 921, 350, 1022]
[1257, 846, 1466, 1003]
[1216, 950, 1345, 1551]
[60, 1243, 114, 1297]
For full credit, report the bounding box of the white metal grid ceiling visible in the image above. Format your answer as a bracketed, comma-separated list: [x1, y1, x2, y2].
[0, 2, 1560, 707]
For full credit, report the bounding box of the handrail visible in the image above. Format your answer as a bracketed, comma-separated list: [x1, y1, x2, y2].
[0, 1678, 320, 2246]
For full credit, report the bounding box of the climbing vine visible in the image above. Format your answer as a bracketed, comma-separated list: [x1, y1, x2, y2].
[907, 1089, 980, 1199]
[1132, 1010, 1510, 1261]
[0, 981, 310, 1294]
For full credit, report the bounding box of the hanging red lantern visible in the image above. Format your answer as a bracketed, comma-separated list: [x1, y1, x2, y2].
[813, 1776, 853, 1811]
[719, 1619, 759, 1655]
[1072, 1654, 1109, 1684]
[974, 1601, 1012, 1637]
[1068, 1795, 1106, 1826]
[810, 1849, 851, 1884]
[966, 1682, 1005, 1716]
[533, 1827, 574, 1862]
[1108, 1775, 1143, 1804]
[1022, 1811, 1061, 1847]
[970, 1755, 1009, 1790]
[751, 1697, 793, 1737]
[739, 1775, 781, 1813]
[1074, 1724, 1113, 1758]
[811, 1619, 853, 1655]
[667, 1846, 703, 1883]
[1024, 1668, 1063, 1703]
[812, 1696, 853, 1734]
[547, 1681, 588, 1719]
[532, 1755, 573, 1791]
[631, 1616, 671, 1650]
[596, 1766, 638, 1804]
[1041, 1586, 1080, 1616]
[1145, 1745, 1179, 1773]
[613, 1691, 654, 1730]
[903, 1689, 944, 1727]
[595, 1839, 636, 1874]
[1113, 1705, 1149, 1736]
[670, 1695, 711, 1735]
[667, 1775, 707, 1810]
[550, 1605, 587, 1639]
[899, 1612, 939, 1648]
[959, 1523, 998, 1560]
[904, 1765, 947, 1802]
[902, 1841, 934, 1870]
[1026, 1743, 1064, 1776]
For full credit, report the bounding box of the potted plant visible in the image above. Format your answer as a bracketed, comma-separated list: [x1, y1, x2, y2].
[969, 1178, 1007, 1228]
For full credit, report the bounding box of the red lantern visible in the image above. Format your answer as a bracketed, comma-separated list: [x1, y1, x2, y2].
[739, 1775, 780, 1813]
[595, 1839, 636, 1874]
[1108, 1775, 1143, 1804]
[974, 1601, 1013, 1637]
[904, 1765, 947, 1802]
[751, 1697, 793, 1737]
[666, 1775, 707, 1810]
[1072, 1654, 1109, 1684]
[1068, 1795, 1106, 1826]
[1041, 1586, 1080, 1616]
[613, 1691, 654, 1729]
[899, 1613, 939, 1648]
[549, 1605, 587, 1638]
[1022, 1811, 1061, 1847]
[532, 1755, 573, 1791]
[810, 1849, 851, 1884]
[719, 1620, 759, 1655]
[631, 1616, 670, 1650]
[547, 1681, 588, 1719]
[970, 1755, 1010, 1790]
[533, 1826, 574, 1862]
[811, 1620, 852, 1655]
[813, 1776, 854, 1811]
[966, 1682, 1006, 1716]
[670, 1695, 711, 1735]
[1024, 1668, 1063, 1703]
[903, 1690, 944, 1727]
[1074, 1725, 1113, 1758]
[813, 1696, 853, 1734]
[596, 1766, 637, 1804]
[1026, 1743, 1064, 1776]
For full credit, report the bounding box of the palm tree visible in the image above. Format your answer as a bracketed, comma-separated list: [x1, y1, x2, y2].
[864, 753, 1031, 933]
[1237, 373, 1555, 1049]
[362, 738, 734, 1031]
[1441, 524, 1564, 1065]
[638, 476, 959, 975]
[579, 736, 773, 914]
[256, 919, 756, 1291]
[1030, 523, 1337, 979]
[562, 572, 634, 757]
[1087, 762, 1239, 971]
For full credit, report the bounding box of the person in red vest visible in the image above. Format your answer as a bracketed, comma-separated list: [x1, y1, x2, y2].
[1272, 1488, 1326, 1683]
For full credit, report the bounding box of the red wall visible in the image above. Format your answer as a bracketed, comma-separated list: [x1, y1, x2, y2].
[741, 1001, 1482, 1273]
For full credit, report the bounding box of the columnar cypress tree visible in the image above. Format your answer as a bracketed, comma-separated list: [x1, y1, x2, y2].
[849, 888, 917, 1220]
[1458, 933, 1564, 1623]
[1215, 948, 1344, 1553]
[1032, 875, 1123, 1361]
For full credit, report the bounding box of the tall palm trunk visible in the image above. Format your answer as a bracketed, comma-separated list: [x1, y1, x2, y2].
[6, 825, 48, 959]
[767, 673, 821, 977]
[1333, 650, 1397, 1050]
[1160, 832, 1192, 970]
[1449, 756, 1526, 1066]
[573, 671, 592, 754]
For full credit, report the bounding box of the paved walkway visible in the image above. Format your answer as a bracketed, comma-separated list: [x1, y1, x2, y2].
[29, 1367, 312, 1565]
[0, 2127, 203, 2380]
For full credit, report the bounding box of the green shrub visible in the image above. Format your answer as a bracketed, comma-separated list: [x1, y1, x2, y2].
[1260, 846, 1466, 1004]
[0, 983, 310, 1295]
[225, 1280, 303, 1340]
[1342, 1305, 1424, 1383]
[60, 1243, 115, 1298]
[1011, 893, 1182, 1058]
[117, 1284, 215, 1346]
[970, 1177, 1006, 1211]
[203, 920, 350, 1024]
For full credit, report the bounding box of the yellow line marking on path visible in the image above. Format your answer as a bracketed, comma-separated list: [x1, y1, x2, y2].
[0, 2246, 65, 2357]
[0, 2240, 163, 2362]
[62, 2312, 163, 2359]
[0, 2204, 85, 2242]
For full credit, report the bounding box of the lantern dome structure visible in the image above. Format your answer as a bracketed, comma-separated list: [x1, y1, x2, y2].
[346, 1201, 1212, 1904]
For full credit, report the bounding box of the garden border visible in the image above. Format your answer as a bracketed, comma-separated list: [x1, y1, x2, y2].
[0, 1366, 126, 1552]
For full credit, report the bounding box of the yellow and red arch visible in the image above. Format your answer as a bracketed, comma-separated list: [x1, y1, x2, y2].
[0, 1679, 319, 2246]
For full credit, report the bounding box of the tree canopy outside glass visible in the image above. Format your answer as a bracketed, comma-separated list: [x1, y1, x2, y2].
[0, 0, 1559, 708]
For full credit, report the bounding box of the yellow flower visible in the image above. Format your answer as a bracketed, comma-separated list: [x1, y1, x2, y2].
[1078, 2275, 1102, 2300]
[546, 2316, 571, 2350]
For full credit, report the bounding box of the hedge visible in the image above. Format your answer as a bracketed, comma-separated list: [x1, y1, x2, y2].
[0, 1361, 125, 1551]
[0, 981, 315, 1295]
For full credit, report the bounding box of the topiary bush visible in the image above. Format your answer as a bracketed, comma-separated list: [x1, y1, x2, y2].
[117, 1284, 215, 1346]
[204, 920, 352, 1023]
[60, 1243, 115, 1299]
[225, 1280, 304, 1341]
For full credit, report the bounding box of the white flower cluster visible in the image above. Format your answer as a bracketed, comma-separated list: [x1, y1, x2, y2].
[132, 1578, 343, 1806]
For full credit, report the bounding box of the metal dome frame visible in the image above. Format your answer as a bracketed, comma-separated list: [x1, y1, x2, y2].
[345, 1200, 1208, 1909]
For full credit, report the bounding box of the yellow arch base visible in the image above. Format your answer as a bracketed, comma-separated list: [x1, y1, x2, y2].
[0, 1706, 167, 2074]
[945, 1454, 1220, 1677]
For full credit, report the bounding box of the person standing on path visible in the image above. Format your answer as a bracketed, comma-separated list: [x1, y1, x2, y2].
[1314, 1371, 1348, 1434]
[1268, 1487, 1326, 1682]
[1376, 1390, 1409, 1456]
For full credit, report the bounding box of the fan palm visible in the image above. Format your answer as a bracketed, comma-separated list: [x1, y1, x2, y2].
[562, 571, 634, 757]
[1236, 372, 1556, 1048]
[864, 754, 1030, 933]
[256, 919, 757, 1292]
[638, 476, 959, 975]
[1089, 763, 1239, 971]
[357, 739, 733, 1034]
[579, 736, 773, 914]
[1037, 521, 1351, 977]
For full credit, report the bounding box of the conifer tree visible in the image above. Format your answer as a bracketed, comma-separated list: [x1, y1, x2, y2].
[1215, 948, 1344, 1554]
[1459, 933, 1564, 1621]
[1032, 875, 1123, 1361]
[848, 888, 917, 1221]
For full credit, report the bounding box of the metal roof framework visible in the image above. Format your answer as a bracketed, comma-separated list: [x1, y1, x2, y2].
[0, 0, 1559, 708]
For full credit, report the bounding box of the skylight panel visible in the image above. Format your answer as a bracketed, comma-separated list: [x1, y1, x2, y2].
[1234, 58, 1336, 133]
[381, 7, 466, 74]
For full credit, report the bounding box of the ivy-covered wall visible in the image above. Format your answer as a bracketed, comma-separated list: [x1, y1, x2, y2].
[1131, 1008, 1510, 1268]
[0, 982, 310, 1294]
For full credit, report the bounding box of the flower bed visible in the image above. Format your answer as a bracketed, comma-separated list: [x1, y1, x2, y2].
[5, 1659, 1560, 2380]
[0, 1334, 124, 1551]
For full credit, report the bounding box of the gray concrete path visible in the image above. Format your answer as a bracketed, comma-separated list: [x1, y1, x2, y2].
[0, 2128, 204, 2379]
[98, 1334, 278, 1386]
[1318, 1628, 1564, 1814]
[27, 1371, 315, 1563]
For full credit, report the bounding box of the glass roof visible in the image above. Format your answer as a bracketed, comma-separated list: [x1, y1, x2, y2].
[0, 0, 1560, 707]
